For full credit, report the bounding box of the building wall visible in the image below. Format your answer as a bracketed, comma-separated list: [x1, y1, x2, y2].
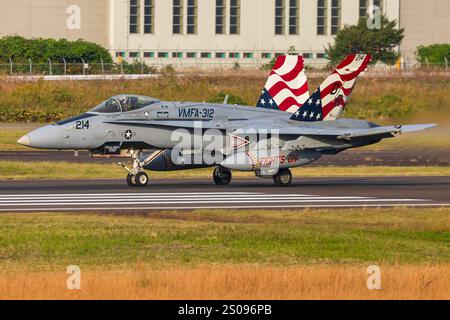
[399, 0, 450, 63]
[111, 0, 400, 65]
[0, 0, 109, 46]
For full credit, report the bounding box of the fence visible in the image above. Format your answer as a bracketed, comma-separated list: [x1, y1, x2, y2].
[0, 58, 448, 77]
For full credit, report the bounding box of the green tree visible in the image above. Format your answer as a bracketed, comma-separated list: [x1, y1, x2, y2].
[326, 16, 404, 65]
[0, 36, 112, 63]
[416, 44, 450, 65]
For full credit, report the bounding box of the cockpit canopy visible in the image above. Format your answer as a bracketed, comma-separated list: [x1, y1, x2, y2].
[90, 95, 159, 113]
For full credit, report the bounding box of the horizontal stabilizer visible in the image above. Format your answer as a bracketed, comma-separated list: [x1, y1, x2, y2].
[336, 124, 437, 139]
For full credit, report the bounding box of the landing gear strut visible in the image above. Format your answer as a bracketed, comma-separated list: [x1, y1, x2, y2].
[213, 167, 232, 185]
[273, 168, 292, 187]
[120, 149, 150, 188]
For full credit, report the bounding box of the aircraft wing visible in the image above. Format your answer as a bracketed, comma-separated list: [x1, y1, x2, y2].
[270, 124, 436, 139]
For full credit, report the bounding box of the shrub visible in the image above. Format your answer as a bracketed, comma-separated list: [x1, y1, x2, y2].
[416, 44, 450, 65]
[0, 36, 113, 63]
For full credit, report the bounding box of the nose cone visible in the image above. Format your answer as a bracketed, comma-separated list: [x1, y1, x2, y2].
[18, 125, 63, 149]
[17, 135, 31, 146]
[221, 152, 254, 171]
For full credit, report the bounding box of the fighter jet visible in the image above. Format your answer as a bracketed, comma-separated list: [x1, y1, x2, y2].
[17, 54, 435, 187]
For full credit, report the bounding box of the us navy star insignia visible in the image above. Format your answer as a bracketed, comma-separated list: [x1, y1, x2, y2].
[123, 130, 134, 140]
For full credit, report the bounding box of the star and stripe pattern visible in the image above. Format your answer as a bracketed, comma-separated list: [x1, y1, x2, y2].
[290, 88, 324, 121]
[256, 55, 309, 113]
[291, 54, 372, 122]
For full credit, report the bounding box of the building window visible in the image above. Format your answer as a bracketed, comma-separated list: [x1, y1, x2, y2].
[173, 0, 183, 34]
[262, 53, 272, 59]
[303, 52, 313, 59]
[172, 52, 183, 58]
[143, 52, 154, 58]
[359, 0, 368, 18]
[373, 0, 383, 12]
[158, 52, 169, 58]
[216, 0, 226, 34]
[331, 0, 341, 35]
[186, 52, 197, 58]
[129, 52, 139, 58]
[130, 0, 140, 34]
[216, 52, 226, 58]
[116, 52, 126, 58]
[243, 52, 253, 58]
[289, 0, 299, 35]
[275, 0, 285, 35]
[317, 52, 328, 59]
[144, 0, 154, 34]
[229, 52, 240, 58]
[317, 0, 327, 35]
[230, 0, 240, 34]
[201, 52, 212, 58]
[187, 0, 197, 34]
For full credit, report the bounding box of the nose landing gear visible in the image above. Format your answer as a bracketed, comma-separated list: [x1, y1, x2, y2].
[119, 149, 155, 188]
[126, 171, 149, 187]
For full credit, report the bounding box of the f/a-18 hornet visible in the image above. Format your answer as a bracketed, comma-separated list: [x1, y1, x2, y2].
[18, 54, 435, 187]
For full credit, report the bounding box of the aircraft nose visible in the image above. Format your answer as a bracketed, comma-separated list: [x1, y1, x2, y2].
[18, 125, 63, 149]
[17, 135, 31, 146]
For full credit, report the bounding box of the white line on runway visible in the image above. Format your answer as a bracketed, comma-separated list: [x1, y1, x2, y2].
[0, 198, 427, 206]
[0, 192, 261, 197]
[0, 194, 336, 200]
[0, 196, 374, 202]
[0, 203, 448, 212]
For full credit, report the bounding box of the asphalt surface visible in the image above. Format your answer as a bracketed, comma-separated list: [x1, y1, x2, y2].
[0, 176, 448, 212]
[1, 149, 449, 166]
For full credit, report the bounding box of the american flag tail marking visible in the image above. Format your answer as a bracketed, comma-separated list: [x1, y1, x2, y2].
[290, 54, 372, 122]
[256, 55, 309, 113]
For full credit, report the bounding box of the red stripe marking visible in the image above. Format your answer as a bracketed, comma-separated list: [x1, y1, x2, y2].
[268, 81, 309, 98]
[278, 97, 300, 111]
[276, 58, 305, 82]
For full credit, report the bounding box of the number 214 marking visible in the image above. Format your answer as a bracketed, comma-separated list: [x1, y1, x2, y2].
[75, 120, 90, 130]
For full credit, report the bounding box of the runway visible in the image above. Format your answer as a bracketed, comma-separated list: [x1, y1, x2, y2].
[0, 176, 448, 211]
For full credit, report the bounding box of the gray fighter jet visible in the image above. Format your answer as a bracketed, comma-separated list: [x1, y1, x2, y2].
[17, 54, 435, 187]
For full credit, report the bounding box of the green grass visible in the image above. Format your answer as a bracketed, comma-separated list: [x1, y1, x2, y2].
[0, 160, 449, 180]
[0, 208, 448, 271]
[0, 75, 449, 123]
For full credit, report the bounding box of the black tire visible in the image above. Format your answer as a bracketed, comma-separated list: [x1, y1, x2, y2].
[273, 169, 292, 187]
[213, 167, 232, 185]
[135, 171, 149, 187]
[126, 173, 137, 187]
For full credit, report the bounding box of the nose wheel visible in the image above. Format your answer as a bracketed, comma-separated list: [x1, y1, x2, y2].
[120, 149, 153, 188]
[126, 172, 149, 187]
[273, 168, 292, 187]
[213, 167, 232, 185]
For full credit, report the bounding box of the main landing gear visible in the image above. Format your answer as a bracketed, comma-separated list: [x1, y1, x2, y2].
[272, 168, 292, 187]
[213, 166, 232, 185]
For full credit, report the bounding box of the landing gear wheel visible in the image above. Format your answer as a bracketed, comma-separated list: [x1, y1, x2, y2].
[213, 167, 232, 186]
[135, 172, 149, 187]
[273, 169, 292, 187]
[126, 173, 137, 187]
